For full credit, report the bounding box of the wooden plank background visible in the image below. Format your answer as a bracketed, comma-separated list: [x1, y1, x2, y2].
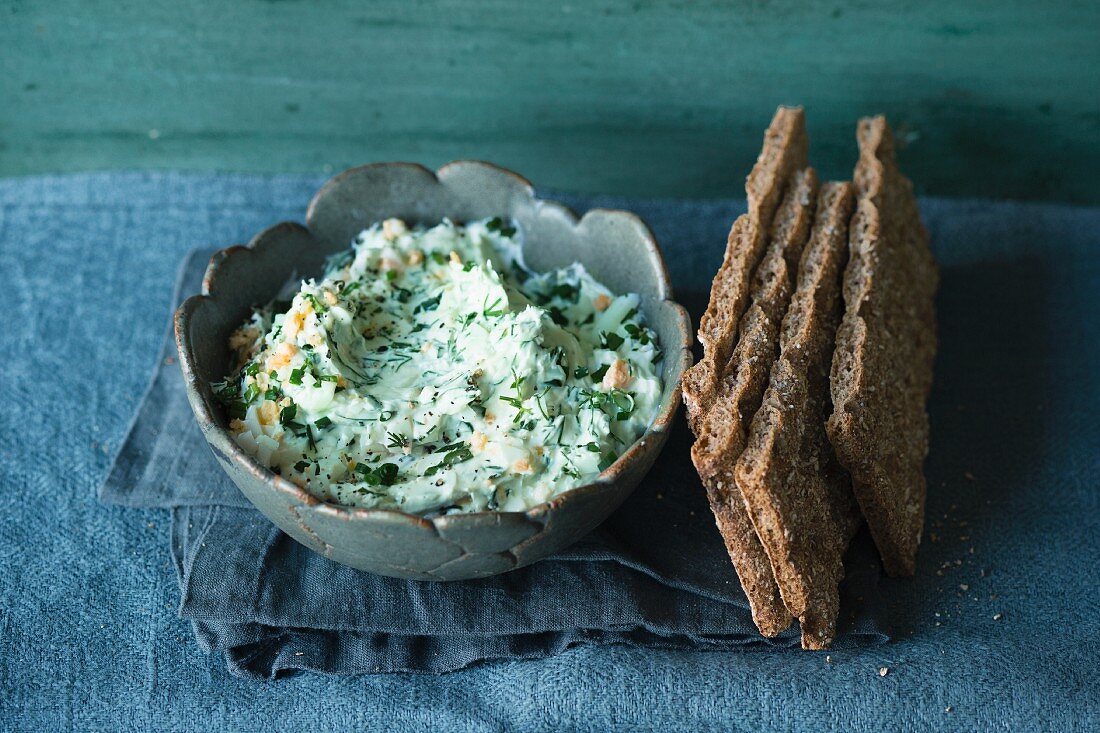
[2, 0, 1097, 202]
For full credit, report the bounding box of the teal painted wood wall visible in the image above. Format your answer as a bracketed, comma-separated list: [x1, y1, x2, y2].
[2, 1, 1098, 202]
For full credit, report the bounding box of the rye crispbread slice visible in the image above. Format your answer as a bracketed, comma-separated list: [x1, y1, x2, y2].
[691, 167, 819, 636]
[827, 117, 938, 577]
[735, 182, 861, 649]
[682, 107, 808, 431]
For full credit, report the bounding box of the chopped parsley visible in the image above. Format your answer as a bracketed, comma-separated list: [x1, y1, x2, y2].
[601, 331, 624, 350]
[356, 462, 399, 486]
[219, 217, 663, 515]
[485, 217, 517, 238]
[425, 444, 474, 476]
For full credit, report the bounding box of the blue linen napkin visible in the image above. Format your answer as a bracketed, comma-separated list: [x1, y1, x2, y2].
[99, 249, 888, 678]
[5, 172, 1099, 729]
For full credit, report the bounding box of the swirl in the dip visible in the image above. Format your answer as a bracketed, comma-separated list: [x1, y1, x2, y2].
[216, 217, 663, 515]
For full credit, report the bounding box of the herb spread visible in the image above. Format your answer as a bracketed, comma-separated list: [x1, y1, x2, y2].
[217, 217, 663, 515]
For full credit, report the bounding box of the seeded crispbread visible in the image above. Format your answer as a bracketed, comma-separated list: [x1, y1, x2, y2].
[827, 117, 938, 577]
[735, 182, 861, 649]
[682, 107, 808, 431]
[692, 168, 819, 636]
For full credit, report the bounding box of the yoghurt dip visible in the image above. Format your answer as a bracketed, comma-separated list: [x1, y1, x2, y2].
[216, 217, 664, 515]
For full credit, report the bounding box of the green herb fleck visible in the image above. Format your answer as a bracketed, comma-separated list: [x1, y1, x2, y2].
[425, 444, 474, 476]
[486, 217, 517, 237]
[609, 389, 636, 421]
[550, 283, 579, 302]
[303, 293, 327, 314]
[356, 462, 399, 486]
[483, 297, 505, 318]
[601, 331, 624, 350]
[413, 293, 442, 314]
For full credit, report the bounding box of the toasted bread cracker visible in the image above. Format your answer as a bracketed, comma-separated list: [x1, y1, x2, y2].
[735, 182, 861, 649]
[705, 492, 788, 636]
[692, 168, 819, 636]
[827, 117, 938, 577]
[682, 107, 808, 430]
[692, 168, 819, 482]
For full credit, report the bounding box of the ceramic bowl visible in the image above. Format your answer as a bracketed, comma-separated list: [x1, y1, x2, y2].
[175, 161, 692, 580]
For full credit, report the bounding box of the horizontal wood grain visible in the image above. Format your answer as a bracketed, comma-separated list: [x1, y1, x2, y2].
[2, 0, 1097, 201]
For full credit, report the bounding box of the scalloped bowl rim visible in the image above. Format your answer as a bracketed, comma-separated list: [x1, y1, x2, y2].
[175, 160, 693, 537]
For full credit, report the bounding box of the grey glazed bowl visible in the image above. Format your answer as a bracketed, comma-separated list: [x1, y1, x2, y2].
[175, 161, 692, 580]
